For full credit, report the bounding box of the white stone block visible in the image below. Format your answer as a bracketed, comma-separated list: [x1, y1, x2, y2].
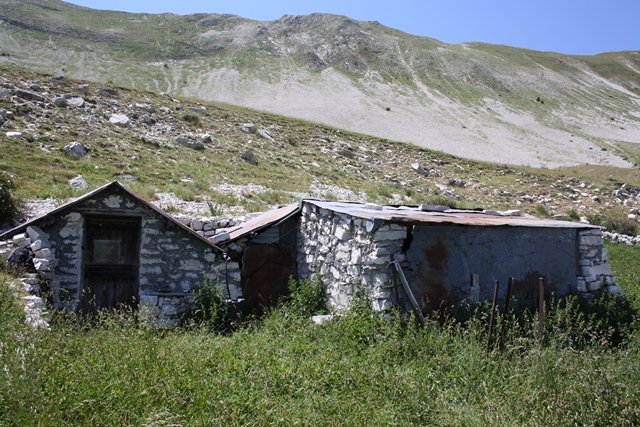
[35, 248, 52, 258]
[13, 233, 28, 244]
[373, 230, 406, 241]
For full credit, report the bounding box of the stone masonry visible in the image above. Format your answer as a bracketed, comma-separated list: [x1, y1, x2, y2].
[297, 202, 408, 312]
[576, 228, 620, 295]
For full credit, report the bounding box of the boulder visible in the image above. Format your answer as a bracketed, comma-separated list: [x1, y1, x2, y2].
[240, 123, 257, 134]
[15, 89, 45, 102]
[53, 97, 68, 107]
[69, 175, 90, 189]
[258, 129, 273, 140]
[241, 148, 258, 165]
[64, 141, 88, 158]
[67, 97, 85, 108]
[176, 136, 204, 150]
[72, 84, 90, 95]
[140, 114, 157, 125]
[109, 114, 130, 127]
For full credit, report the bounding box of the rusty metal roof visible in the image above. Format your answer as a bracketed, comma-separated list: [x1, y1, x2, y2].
[224, 203, 301, 242]
[0, 181, 226, 251]
[304, 200, 598, 229]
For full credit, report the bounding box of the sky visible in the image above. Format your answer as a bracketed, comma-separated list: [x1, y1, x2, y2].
[63, 0, 639, 55]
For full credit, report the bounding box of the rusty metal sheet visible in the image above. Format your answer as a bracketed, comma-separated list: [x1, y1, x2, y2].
[226, 203, 300, 241]
[305, 200, 598, 229]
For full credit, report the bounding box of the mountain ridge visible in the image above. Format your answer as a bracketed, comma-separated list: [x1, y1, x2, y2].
[0, 0, 639, 168]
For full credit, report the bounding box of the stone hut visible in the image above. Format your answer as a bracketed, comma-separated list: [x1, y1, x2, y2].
[0, 185, 620, 322]
[0, 182, 239, 325]
[0, 182, 302, 325]
[294, 200, 619, 312]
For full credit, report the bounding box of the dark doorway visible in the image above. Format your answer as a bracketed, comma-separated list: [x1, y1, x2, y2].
[81, 215, 141, 314]
[242, 243, 297, 316]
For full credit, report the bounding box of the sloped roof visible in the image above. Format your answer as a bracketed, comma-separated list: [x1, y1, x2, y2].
[0, 181, 225, 251]
[302, 200, 598, 229]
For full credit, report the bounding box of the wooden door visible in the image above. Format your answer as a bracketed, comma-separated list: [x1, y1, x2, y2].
[81, 215, 141, 314]
[242, 244, 297, 317]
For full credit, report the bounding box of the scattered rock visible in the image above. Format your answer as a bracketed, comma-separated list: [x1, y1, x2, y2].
[53, 97, 68, 107]
[140, 114, 157, 125]
[188, 107, 206, 115]
[6, 131, 22, 138]
[176, 136, 204, 150]
[446, 178, 466, 188]
[48, 75, 68, 85]
[334, 141, 354, 158]
[411, 162, 428, 176]
[64, 141, 88, 158]
[200, 134, 213, 143]
[67, 97, 85, 108]
[241, 148, 258, 165]
[109, 113, 130, 127]
[240, 123, 257, 133]
[115, 174, 137, 183]
[258, 129, 273, 140]
[69, 175, 90, 190]
[97, 87, 117, 97]
[15, 89, 45, 102]
[73, 84, 90, 95]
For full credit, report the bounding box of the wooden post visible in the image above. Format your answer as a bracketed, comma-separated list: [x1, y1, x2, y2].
[499, 277, 514, 352]
[487, 280, 500, 354]
[539, 277, 545, 349]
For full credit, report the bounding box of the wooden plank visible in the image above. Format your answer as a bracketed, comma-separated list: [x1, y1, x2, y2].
[391, 260, 425, 325]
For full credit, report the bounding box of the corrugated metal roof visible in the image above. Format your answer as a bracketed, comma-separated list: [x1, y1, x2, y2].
[304, 200, 598, 229]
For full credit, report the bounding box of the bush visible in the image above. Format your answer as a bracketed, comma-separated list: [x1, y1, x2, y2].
[181, 113, 200, 126]
[587, 212, 638, 236]
[178, 276, 227, 331]
[0, 173, 21, 227]
[281, 276, 327, 318]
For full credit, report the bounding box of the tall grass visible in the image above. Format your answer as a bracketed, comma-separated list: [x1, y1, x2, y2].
[1, 249, 640, 426]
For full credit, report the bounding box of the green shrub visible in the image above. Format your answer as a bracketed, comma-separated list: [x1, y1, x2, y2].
[281, 276, 327, 318]
[568, 208, 581, 221]
[0, 276, 24, 332]
[178, 276, 227, 331]
[535, 204, 550, 217]
[587, 212, 638, 235]
[181, 113, 200, 126]
[0, 173, 21, 227]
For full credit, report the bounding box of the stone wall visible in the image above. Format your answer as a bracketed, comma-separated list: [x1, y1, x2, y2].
[297, 202, 408, 311]
[576, 228, 620, 295]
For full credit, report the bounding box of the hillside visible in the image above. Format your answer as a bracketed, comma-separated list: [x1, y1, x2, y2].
[0, 0, 639, 168]
[2, 64, 640, 238]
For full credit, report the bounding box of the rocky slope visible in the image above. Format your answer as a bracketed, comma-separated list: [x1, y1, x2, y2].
[2, 65, 640, 239]
[1, 0, 639, 168]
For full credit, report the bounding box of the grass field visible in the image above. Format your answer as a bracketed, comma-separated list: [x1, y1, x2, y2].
[1, 242, 639, 426]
